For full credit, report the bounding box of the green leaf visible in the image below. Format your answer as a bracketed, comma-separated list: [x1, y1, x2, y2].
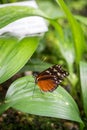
[75, 15, 87, 26]
[22, 59, 52, 72]
[0, 6, 48, 29]
[1, 76, 83, 124]
[36, 0, 64, 18]
[56, 0, 85, 65]
[0, 34, 39, 83]
[80, 62, 87, 116]
[0, 103, 10, 115]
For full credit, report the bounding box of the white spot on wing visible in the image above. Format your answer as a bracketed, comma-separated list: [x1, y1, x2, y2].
[57, 72, 61, 76]
[46, 70, 50, 73]
[53, 68, 57, 72]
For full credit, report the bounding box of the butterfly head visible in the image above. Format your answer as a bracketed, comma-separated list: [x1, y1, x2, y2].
[32, 71, 39, 77]
[32, 71, 39, 84]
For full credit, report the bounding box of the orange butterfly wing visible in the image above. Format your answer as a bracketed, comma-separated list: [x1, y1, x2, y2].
[37, 79, 57, 92]
[36, 75, 60, 92]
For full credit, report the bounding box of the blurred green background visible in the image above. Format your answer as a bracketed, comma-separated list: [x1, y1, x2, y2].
[0, 0, 87, 130]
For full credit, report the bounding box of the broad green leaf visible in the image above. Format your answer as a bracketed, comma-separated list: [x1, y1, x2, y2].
[0, 3, 85, 67]
[56, 0, 85, 65]
[80, 62, 87, 116]
[0, 76, 83, 124]
[0, 34, 39, 83]
[0, 6, 48, 29]
[21, 59, 52, 73]
[0, 103, 10, 115]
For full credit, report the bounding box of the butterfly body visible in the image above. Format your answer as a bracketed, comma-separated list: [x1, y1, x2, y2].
[33, 65, 69, 92]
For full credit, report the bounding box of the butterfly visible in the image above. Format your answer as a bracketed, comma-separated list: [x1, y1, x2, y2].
[33, 65, 69, 92]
